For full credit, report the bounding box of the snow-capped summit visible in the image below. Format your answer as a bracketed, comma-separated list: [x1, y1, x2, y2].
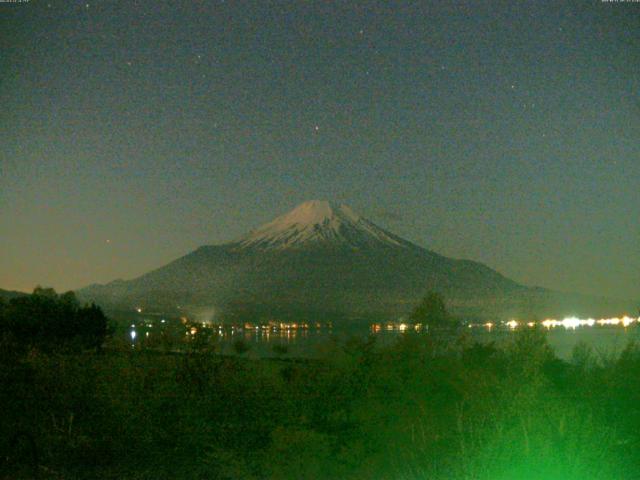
[236, 200, 406, 250]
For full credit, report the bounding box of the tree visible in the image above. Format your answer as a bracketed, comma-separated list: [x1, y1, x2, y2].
[32, 285, 58, 299]
[77, 303, 110, 352]
[409, 291, 453, 329]
[59, 290, 80, 309]
[0, 297, 6, 326]
[0, 288, 111, 351]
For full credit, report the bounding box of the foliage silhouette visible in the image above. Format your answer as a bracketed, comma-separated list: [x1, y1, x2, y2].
[1, 304, 638, 479]
[409, 291, 456, 328]
[0, 287, 111, 352]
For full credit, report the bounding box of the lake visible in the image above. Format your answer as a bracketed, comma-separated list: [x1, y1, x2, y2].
[123, 313, 640, 361]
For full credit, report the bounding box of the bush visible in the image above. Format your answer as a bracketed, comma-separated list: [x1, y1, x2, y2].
[1, 313, 639, 479]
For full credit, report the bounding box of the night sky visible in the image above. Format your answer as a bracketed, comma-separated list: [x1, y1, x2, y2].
[1, 1, 638, 300]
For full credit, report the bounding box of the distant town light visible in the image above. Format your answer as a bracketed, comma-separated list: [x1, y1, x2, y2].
[467, 315, 639, 330]
[561, 317, 581, 330]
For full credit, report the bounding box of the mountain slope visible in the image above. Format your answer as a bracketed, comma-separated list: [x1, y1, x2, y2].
[79, 201, 633, 321]
[0, 288, 28, 301]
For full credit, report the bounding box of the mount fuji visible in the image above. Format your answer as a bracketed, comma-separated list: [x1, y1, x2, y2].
[79, 201, 630, 322]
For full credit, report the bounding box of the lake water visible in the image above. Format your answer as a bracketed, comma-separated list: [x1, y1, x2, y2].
[212, 325, 640, 360]
[124, 314, 640, 361]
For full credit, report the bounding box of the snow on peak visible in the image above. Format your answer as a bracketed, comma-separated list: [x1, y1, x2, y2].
[266, 200, 362, 227]
[236, 200, 405, 250]
[277, 200, 346, 225]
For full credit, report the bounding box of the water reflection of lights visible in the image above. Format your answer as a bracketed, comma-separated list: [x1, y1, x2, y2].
[539, 316, 637, 330]
[127, 318, 333, 347]
[462, 316, 639, 331]
[135, 314, 640, 348]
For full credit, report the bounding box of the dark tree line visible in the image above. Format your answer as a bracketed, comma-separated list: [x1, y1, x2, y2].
[0, 287, 110, 351]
